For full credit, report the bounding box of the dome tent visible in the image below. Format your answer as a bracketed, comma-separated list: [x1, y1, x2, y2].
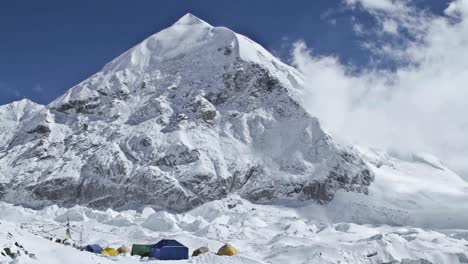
[192, 246, 209, 257]
[85, 244, 103, 254]
[217, 244, 238, 256]
[150, 239, 188, 260]
[102, 247, 119, 256]
[117, 245, 130, 254]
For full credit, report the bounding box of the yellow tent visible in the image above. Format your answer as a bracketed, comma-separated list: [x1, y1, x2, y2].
[117, 245, 130, 254]
[217, 244, 238, 256]
[102, 247, 119, 256]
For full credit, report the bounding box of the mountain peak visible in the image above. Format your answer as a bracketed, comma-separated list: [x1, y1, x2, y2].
[1, 98, 43, 110]
[13, 98, 39, 106]
[174, 13, 211, 27]
[93, 13, 303, 99]
[0, 13, 376, 213]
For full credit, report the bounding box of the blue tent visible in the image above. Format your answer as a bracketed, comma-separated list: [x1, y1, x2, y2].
[149, 239, 188, 260]
[85, 244, 103, 254]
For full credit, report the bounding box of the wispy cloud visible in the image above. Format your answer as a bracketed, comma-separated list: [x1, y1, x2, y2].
[292, 0, 468, 178]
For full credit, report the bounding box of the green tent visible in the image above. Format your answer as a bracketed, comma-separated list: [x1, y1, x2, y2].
[131, 244, 154, 257]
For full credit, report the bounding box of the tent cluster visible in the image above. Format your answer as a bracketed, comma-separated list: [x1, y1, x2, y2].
[84, 244, 129, 257]
[84, 239, 239, 260]
[191, 244, 238, 257]
[130, 241, 239, 260]
[43, 218, 239, 260]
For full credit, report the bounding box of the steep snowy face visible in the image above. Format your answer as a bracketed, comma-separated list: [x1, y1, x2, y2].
[0, 99, 44, 149]
[0, 14, 373, 211]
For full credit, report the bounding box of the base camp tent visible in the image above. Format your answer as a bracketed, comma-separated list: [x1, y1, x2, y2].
[102, 248, 119, 256]
[117, 245, 130, 254]
[85, 244, 103, 254]
[150, 239, 189, 260]
[131, 244, 153, 257]
[192, 246, 209, 257]
[217, 244, 238, 256]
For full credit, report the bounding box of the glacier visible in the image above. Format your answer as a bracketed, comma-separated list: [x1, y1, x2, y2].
[1, 197, 468, 264]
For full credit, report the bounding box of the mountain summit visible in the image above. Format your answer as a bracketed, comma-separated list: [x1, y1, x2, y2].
[0, 14, 374, 211]
[174, 13, 209, 26]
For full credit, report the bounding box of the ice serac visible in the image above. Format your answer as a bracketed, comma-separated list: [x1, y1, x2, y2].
[0, 14, 374, 211]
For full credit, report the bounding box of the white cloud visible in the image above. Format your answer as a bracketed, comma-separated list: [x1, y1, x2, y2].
[345, 0, 405, 12]
[445, 0, 468, 17]
[382, 19, 398, 34]
[292, 0, 468, 178]
[347, 0, 433, 62]
[353, 21, 365, 34]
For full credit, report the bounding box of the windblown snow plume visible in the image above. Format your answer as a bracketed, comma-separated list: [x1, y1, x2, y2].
[293, 0, 468, 179]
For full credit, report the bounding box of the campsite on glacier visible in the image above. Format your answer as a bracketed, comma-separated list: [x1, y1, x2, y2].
[1, 1, 468, 264]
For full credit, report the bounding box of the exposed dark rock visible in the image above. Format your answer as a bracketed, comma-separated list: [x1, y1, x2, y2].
[224, 46, 232, 56]
[30, 178, 79, 203]
[53, 97, 100, 114]
[140, 136, 152, 147]
[27, 125, 50, 134]
[154, 149, 200, 167]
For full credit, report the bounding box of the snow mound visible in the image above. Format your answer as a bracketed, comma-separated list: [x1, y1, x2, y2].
[284, 220, 317, 236]
[142, 211, 180, 232]
[140, 207, 156, 219]
[55, 208, 86, 222]
[106, 214, 135, 227]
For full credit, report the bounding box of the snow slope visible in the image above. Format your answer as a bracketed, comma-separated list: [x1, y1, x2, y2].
[295, 148, 468, 229]
[1, 197, 467, 264]
[0, 14, 373, 211]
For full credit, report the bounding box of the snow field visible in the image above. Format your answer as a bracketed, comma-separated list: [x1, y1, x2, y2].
[1, 196, 468, 264]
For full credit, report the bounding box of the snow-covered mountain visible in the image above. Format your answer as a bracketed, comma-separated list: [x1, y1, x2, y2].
[1, 13, 468, 264]
[0, 14, 373, 211]
[1, 14, 467, 231]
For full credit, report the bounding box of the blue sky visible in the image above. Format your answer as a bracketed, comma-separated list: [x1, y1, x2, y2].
[0, 0, 451, 105]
